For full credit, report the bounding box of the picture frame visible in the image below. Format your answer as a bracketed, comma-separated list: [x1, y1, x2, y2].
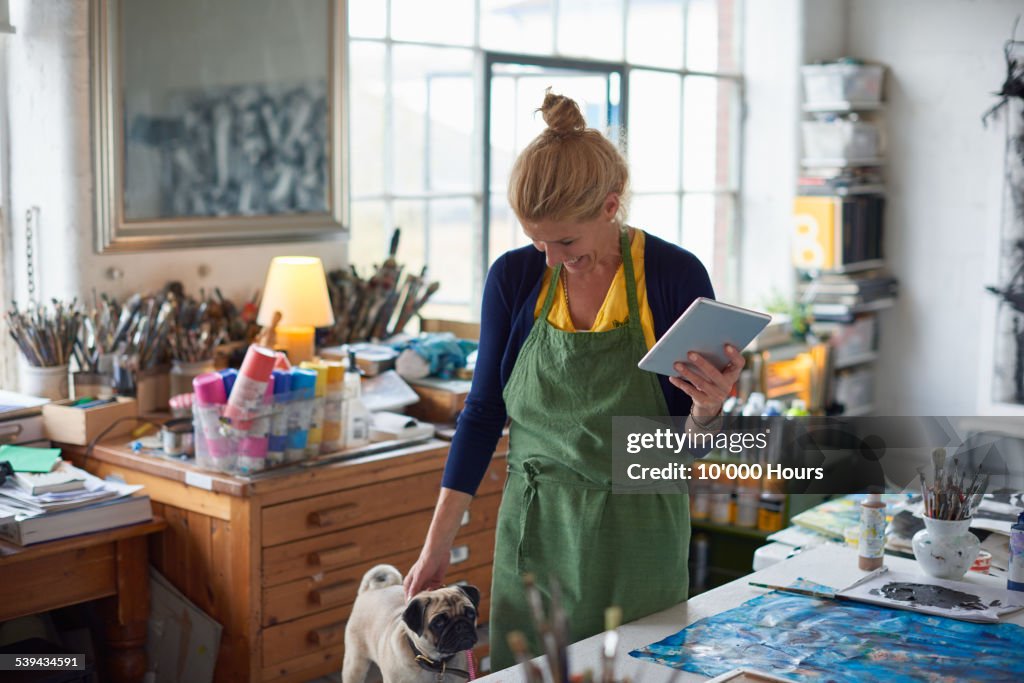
[90, 0, 348, 252]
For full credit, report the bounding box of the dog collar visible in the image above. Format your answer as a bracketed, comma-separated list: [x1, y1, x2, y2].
[406, 636, 472, 681]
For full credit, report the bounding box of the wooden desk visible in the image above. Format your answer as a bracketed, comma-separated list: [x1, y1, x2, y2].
[477, 544, 1024, 681]
[65, 437, 508, 682]
[0, 519, 166, 683]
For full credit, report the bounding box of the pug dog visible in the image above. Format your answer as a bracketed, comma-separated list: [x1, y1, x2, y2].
[342, 564, 480, 683]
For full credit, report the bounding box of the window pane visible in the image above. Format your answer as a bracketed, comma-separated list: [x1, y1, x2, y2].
[682, 192, 736, 297]
[628, 70, 681, 192]
[348, 200, 389, 277]
[489, 196, 532, 267]
[391, 46, 475, 194]
[480, 0, 554, 54]
[426, 199, 476, 309]
[683, 76, 739, 191]
[349, 41, 386, 197]
[348, 0, 386, 39]
[627, 0, 684, 69]
[630, 193, 679, 245]
[557, 0, 624, 61]
[489, 75, 517, 194]
[686, 0, 718, 72]
[393, 199, 428, 276]
[428, 75, 475, 192]
[391, 0, 475, 45]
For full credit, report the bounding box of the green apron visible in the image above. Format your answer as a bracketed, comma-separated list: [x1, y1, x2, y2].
[489, 229, 690, 671]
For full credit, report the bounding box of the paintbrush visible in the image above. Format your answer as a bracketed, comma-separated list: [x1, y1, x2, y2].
[523, 573, 565, 683]
[506, 631, 543, 683]
[748, 582, 850, 602]
[601, 606, 622, 683]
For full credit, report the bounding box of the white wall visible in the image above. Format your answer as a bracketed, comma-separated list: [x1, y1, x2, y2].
[738, 0, 803, 307]
[845, 0, 1017, 415]
[5, 0, 343, 310]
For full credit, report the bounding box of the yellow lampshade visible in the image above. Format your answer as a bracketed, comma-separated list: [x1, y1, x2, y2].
[257, 256, 335, 328]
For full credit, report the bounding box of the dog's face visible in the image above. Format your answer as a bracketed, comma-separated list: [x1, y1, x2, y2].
[401, 585, 480, 657]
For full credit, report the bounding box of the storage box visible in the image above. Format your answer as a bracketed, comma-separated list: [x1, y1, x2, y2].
[801, 119, 880, 162]
[833, 368, 874, 413]
[136, 368, 170, 413]
[404, 378, 471, 424]
[830, 315, 877, 365]
[42, 397, 138, 445]
[801, 62, 884, 105]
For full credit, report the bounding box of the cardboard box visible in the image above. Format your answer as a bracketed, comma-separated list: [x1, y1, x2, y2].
[404, 378, 471, 424]
[42, 397, 138, 445]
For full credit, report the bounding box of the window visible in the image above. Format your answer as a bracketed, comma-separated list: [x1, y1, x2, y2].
[348, 0, 743, 321]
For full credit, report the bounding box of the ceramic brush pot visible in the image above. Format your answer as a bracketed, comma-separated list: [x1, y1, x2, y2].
[912, 516, 980, 580]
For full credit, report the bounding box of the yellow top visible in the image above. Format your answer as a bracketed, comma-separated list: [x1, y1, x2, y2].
[535, 229, 656, 349]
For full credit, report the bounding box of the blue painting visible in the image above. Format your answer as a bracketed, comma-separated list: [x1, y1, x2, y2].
[630, 581, 1024, 682]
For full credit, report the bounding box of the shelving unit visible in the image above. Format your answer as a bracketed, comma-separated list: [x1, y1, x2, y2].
[793, 60, 896, 417]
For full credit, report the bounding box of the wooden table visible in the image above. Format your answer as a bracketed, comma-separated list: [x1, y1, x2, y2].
[65, 437, 507, 682]
[0, 519, 167, 683]
[476, 544, 1024, 681]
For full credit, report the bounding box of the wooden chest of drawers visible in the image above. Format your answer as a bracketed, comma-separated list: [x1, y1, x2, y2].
[67, 437, 507, 682]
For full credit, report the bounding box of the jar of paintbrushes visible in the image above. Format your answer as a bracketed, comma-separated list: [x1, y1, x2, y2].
[5, 300, 79, 400]
[912, 447, 987, 580]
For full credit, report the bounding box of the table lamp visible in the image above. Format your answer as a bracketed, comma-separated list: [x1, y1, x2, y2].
[257, 256, 335, 364]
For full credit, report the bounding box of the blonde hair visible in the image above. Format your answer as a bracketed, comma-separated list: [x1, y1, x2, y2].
[507, 90, 630, 225]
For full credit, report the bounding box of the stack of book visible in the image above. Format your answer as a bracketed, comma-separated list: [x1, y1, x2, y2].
[799, 270, 899, 323]
[798, 165, 884, 196]
[0, 457, 151, 545]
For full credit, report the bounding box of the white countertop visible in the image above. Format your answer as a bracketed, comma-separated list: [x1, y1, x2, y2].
[475, 544, 1018, 682]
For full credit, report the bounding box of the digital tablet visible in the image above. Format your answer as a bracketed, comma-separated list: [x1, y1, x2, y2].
[637, 297, 771, 376]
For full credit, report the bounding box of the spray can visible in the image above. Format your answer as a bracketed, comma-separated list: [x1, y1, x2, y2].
[1009, 511, 1024, 592]
[858, 493, 886, 570]
[299, 361, 328, 457]
[267, 370, 291, 466]
[286, 368, 317, 462]
[320, 361, 345, 454]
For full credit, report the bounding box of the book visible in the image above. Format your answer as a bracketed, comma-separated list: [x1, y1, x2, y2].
[12, 461, 87, 495]
[0, 444, 62, 473]
[0, 494, 152, 545]
[0, 390, 49, 420]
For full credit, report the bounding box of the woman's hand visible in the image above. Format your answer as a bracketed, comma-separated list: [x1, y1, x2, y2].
[404, 545, 451, 599]
[669, 344, 746, 417]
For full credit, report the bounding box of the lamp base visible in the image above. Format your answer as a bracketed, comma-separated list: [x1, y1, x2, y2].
[275, 326, 315, 365]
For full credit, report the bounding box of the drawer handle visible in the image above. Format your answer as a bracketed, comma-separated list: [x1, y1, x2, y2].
[308, 502, 358, 527]
[309, 543, 358, 568]
[450, 544, 470, 565]
[310, 579, 358, 606]
[308, 621, 346, 647]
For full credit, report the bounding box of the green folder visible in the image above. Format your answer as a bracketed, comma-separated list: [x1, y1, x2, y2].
[0, 444, 62, 473]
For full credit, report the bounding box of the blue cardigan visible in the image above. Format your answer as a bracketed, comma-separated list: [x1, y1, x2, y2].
[443, 231, 715, 494]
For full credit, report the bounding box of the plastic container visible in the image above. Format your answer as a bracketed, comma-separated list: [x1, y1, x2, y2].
[801, 62, 884, 105]
[235, 379, 273, 475]
[735, 492, 760, 528]
[192, 372, 232, 472]
[858, 493, 886, 570]
[758, 493, 785, 532]
[1009, 511, 1024, 592]
[802, 119, 880, 161]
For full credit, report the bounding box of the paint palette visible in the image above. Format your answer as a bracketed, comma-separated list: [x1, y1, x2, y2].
[838, 569, 1024, 623]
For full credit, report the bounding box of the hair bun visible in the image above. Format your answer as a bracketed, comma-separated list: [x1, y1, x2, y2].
[539, 90, 586, 137]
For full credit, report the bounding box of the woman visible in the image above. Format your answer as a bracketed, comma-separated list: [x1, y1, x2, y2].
[405, 91, 744, 671]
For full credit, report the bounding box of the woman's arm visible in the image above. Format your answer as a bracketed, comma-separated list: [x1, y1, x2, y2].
[404, 487, 474, 598]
